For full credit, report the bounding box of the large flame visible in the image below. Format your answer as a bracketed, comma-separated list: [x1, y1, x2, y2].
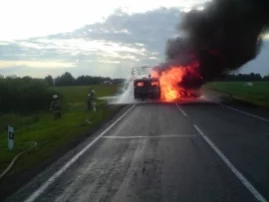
[151, 61, 202, 102]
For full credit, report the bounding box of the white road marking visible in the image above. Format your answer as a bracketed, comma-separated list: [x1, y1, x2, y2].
[23, 105, 136, 202]
[193, 124, 268, 202]
[176, 104, 187, 116]
[199, 94, 269, 123]
[102, 134, 196, 139]
[221, 104, 269, 123]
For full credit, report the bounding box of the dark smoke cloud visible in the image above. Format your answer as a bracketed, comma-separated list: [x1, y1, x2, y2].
[165, 0, 269, 87]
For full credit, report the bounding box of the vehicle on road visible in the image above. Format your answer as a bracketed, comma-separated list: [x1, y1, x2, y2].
[133, 77, 161, 100]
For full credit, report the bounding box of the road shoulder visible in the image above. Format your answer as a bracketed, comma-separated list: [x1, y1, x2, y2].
[1, 105, 131, 201]
[202, 88, 269, 120]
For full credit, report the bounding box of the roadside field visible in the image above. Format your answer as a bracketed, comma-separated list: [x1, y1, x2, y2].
[206, 81, 269, 107]
[0, 85, 119, 179]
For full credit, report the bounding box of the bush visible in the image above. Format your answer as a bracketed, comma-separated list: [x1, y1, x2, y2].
[0, 76, 59, 114]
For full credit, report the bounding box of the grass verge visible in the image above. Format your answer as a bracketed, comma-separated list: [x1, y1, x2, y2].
[205, 81, 269, 108]
[0, 84, 121, 199]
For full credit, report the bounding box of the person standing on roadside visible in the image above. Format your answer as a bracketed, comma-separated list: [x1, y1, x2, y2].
[50, 94, 61, 119]
[86, 89, 96, 112]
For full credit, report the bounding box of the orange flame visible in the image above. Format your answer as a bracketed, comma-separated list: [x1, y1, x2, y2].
[151, 70, 159, 79]
[151, 61, 201, 102]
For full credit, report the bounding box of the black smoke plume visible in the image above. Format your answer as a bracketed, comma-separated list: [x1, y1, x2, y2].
[165, 0, 269, 87]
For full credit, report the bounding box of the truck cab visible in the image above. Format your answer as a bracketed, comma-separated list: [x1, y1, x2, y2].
[133, 78, 161, 100]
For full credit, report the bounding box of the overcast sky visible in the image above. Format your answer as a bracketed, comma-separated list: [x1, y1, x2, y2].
[0, 0, 268, 78]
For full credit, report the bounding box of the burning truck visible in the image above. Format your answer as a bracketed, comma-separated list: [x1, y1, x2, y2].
[133, 77, 161, 100]
[133, 52, 204, 102]
[133, 0, 269, 103]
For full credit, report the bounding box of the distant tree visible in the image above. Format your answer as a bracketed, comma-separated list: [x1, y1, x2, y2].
[222, 72, 262, 81]
[74, 75, 120, 85]
[0, 76, 55, 114]
[55, 72, 75, 86]
[263, 74, 269, 81]
[45, 75, 54, 86]
[5, 75, 18, 79]
[111, 78, 125, 85]
[52, 72, 124, 86]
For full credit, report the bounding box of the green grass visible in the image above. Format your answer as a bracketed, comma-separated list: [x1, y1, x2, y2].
[0, 85, 119, 177]
[206, 81, 269, 107]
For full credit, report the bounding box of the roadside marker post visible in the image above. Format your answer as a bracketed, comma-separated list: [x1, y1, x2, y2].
[8, 125, 14, 151]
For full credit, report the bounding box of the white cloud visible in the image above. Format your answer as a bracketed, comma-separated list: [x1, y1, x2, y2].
[19, 42, 44, 50]
[149, 56, 159, 60]
[0, 0, 209, 40]
[0, 41, 11, 45]
[23, 38, 147, 56]
[262, 33, 269, 40]
[6, 5, 268, 79]
[98, 60, 121, 64]
[239, 40, 269, 76]
[0, 60, 75, 69]
[0, 7, 177, 78]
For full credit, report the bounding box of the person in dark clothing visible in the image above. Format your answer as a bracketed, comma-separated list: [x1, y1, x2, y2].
[87, 89, 96, 112]
[50, 94, 61, 119]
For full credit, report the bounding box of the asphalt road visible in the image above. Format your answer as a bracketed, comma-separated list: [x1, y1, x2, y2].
[5, 102, 269, 202]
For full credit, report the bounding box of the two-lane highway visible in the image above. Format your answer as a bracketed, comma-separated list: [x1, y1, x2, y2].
[5, 103, 269, 202]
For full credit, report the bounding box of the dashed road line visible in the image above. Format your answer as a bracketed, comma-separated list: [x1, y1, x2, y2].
[102, 134, 196, 139]
[176, 104, 188, 116]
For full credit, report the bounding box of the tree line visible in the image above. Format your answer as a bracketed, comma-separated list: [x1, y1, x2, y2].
[0, 75, 57, 114]
[45, 72, 125, 86]
[0, 72, 124, 114]
[219, 72, 269, 81]
[1, 71, 268, 114]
